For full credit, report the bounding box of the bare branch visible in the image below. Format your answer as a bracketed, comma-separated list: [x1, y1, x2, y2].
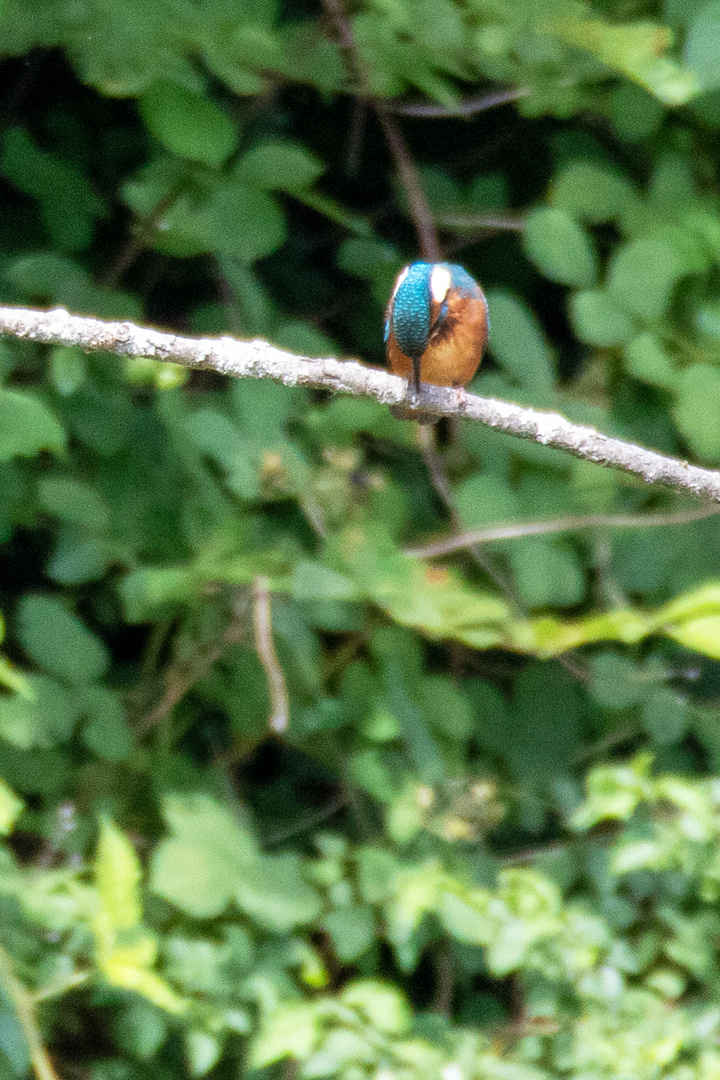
[135, 601, 247, 736]
[253, 575, 289, 735]
[0, 943, 61, 1080]
[415, 424, 517, 596]
[2, 304, 720, 504]
[404, 504, 720, 559]
[436, 213, 525, 232]
[321, 0, 441, 261]
[389, 86, 531, 118]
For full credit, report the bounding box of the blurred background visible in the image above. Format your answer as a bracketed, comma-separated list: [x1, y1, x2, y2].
[2, 2, 720, 1079]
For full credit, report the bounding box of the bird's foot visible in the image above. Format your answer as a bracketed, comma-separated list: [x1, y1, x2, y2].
[389, 380, 435, 423]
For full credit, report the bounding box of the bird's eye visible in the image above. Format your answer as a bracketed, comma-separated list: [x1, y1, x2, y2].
[430, 265, 452, 303]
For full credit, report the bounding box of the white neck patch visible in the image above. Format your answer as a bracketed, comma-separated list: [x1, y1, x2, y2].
[430, 265, 452, 303]
[391, 265, 410, 299]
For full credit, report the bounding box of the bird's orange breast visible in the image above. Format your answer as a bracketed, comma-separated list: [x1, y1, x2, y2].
[386, 289, 488, 389]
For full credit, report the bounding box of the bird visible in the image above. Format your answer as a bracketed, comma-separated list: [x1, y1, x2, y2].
[384, 261, 489, 396]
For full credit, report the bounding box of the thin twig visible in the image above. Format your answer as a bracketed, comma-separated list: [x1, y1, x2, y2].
[0, 943, 61, 1080]
[102, 188, 181, 289]
[432, 945, 454, 1016]
[388, 77, 578, 119]
[375, 107, 441, 261]
[321, 0, 441, 261]
[346, 97, 368, 176]
[32, 971, 91, 1004]
[404, 503, 720, 559]
[253, 575, 289, 734]
[436, 213, 525, 232]
[262, 793, 348, 847]
[416, 425, 515, 596]
[136, 602, 247, 735]
[389, 86, 531, 118]
[2, 306, 720, 503]
[498, 820, 621, 866]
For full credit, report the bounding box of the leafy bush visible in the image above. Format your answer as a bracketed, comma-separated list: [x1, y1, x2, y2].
[2, 2, 720, 1080]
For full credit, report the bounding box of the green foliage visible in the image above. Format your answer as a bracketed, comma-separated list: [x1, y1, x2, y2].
[523, 207, 598, 288]
[1, 4, 720, 1080]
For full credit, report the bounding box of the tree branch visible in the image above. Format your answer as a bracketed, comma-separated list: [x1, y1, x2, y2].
[321, 0, 441, 261]
[404, 503, 720, 559]
[2, 304, 720, 504]
[252, 575, 289, 735]
[388, 86, 531, 118]
[0, 942, 60, 1080]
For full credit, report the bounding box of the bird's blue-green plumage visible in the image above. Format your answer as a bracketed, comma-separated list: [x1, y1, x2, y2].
[385, 262, 432, 359]
[385, 262, 482, 361]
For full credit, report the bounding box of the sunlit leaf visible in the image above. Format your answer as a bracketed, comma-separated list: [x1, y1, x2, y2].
[552, 14, 698, 105]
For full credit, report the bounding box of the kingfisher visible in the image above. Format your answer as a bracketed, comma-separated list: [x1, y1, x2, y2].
[384, 262, 489, 395]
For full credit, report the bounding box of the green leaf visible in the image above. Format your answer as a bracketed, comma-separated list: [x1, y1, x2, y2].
[356, 847, 400, 904]
[93, 818, 188, 1016]
[607, 235, 687, 320]
[38, 477, 109, 531]
[322, 906, 375, 961]
[484, 291, 555, 396]
[624, 332, 678, 389]
[524, 207, 598, 287]
[5, 252, 85, 299]
[235, 853, 322, 932]
[551, 159, 642, 227]
[16, 594, 109, 686]
[150, 794, 256, 918]
[0, 674, 79, 748]
[185, 1030, 223, 1077]
[235, 140, 324, 192]
[139, 82, 237, 167]
[50, 346, 86, 396]
[608, 82, 665, 142]
[438, 889, 491, 944]
[201, 41, 270, 96]
[552, 16, 698, 105]
[0, 779, 23, 835]
[0, 389, 65, 461]
[0, 657, 32, 698]
[1, 127, 105, 251]
[572, 755, 654, 829]
[273, 321, 336, 357]
[341, 980, 411, 1034]
[667, 614, 720, 657]
[673, 364, 720, 459]
[291, 561, 360, 602]
[509, 663, 585, 783]
[684, 0, 720, 90]
[642, 687, 687, 745]
[95, 817, 143, 933]
[82, 686, 133, 762]
[509, 537, 586, 609]
[112, 1002, 167, 1062]
[570, 289, 636, 346]
[157, 181, 285, 262]
[251, 1004, 318, 1067]
[47, 529, 110, 586]
[456, 474, 518, 528]
[219, 259, 274, 335]
[333, 522, 510, 651]
[418, 676, 473, 741]
[590, 653, 646, 709]
[0, 998, 30, 1076]
[337, 237, 402, 304]
[119, 566, 198, 623]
